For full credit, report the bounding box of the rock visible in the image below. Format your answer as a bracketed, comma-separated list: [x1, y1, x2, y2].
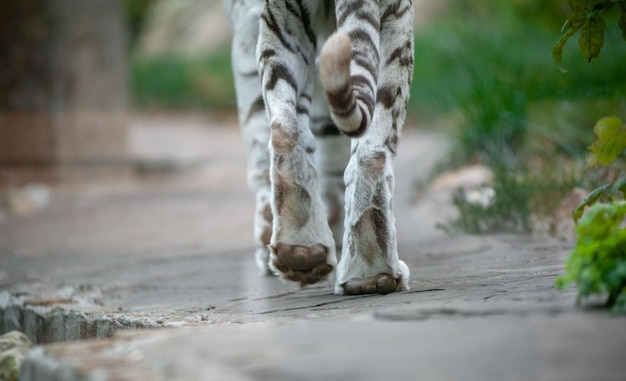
[428, 164, 495, 207]
[429, 164, 493, 193]
[460, 186, 496, 208]
[0, 331, 33, 381]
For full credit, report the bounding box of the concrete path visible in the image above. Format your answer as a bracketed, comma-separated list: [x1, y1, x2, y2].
[1, 114, 624, 380]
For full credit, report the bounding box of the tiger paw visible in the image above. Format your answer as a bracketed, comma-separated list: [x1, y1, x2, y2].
[335, 260, 410, 295]
[339, 274, 399, 295]
[270, 242, 334, 286]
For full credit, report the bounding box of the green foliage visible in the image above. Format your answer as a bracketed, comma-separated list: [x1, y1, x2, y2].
[574, 179, 626, 220]
[553, 0, 626, 70]
[410, 1, 626, 168]
[554, 3, 626, 314]
[556, 201, 626, 313]
[588, 116, 626, 167]
[130, 51, 236, 110]
[573, 116, 626, 220]
[415, 1, 624, 235]
[559, 115, 626, 313]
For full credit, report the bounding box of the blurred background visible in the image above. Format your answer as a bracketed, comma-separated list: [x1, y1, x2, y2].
[2, 4, 625, 373]
[1, 0, 625, 234]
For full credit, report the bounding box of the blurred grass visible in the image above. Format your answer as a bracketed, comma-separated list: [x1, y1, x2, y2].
[409, 1, 626, 167]
[407, 0, 626, 233]
[130, 49, 236, 111]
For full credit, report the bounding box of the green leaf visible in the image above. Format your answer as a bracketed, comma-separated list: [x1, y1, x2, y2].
[578, 13, 606, 62]
[610, 177, 626, 196]
[553, 9, 588, 71]
[573, 177, 626, 222]
[553, 28, 579, 72]
[573, 183, 610, 222]
[588, 116, 626, 167]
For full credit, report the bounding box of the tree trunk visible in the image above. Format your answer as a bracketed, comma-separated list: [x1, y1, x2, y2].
[0, 0, 129, 181]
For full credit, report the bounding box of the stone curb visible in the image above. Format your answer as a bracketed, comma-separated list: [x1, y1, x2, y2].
[19, 314, 626, 381]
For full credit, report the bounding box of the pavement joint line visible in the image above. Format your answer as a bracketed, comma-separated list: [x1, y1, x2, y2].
[255, 295, 372, 315]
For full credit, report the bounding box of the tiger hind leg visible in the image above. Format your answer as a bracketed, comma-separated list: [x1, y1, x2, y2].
[257, 1, 337, 286]
[327, 0, 414, 295]
[228, 0, 273, 274]
[310, 76, 351, 252]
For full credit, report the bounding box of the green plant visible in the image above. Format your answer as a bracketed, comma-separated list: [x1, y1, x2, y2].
[553, 0, 626, 71]
[411, 1, 626, 167]
[573, 116, 626, 220]
[417, 1, 623, 234]
[552, 1, 626, 314]
[557, 116, 626, 313]
[556, 201, 626, 313]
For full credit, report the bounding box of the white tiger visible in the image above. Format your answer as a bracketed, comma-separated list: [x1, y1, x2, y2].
[224, 0, 414, 295]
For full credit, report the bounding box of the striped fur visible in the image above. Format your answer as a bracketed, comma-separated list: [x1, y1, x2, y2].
[226, 0, 414, 294]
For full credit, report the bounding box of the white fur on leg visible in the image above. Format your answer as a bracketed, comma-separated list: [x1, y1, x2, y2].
[397, 259, 410, 290]
[266, 114, 338, 284]
[334, 138, 410, 295]
[253, 187, 272, 275]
